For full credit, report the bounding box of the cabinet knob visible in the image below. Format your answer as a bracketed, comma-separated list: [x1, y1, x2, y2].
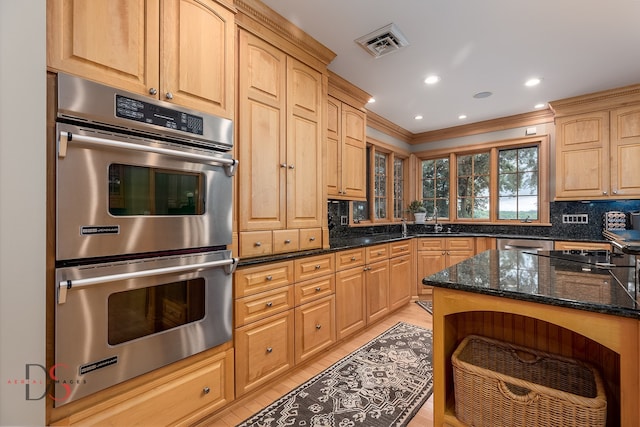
[442, 251, 446, 255]
[351, 256, 356, 261]
[266, 301, 273, 307]
[315, 264, 321, 269]
[377, 251, 382, 255]
[266, 347, 273, 353]
[613, 190, 618, 194]
[165, 92, 174, 100]
[280, 163, 287, 168]
[148, 87, 158, 95]
[603, 191, 608, 195]
[288, 164, 295, 169]
[203, 386, 210, 395]
[255, 241, 262, 247]
[284, 239, 291, 244]
[315, 324, 322, 329]
[315, 287, 321, 292]
[309, 237, 316, 241]
[266, 275, 273, 281]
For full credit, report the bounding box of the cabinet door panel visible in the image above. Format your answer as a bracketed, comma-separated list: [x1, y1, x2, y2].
[294, 296, 336, 363]
[326, 98, 341, 196]
[341, 104, 367, 198]
[47, 0, 159, 94]
[417, 251, 446, 295]
[611, 105, 640, 196]
[366, 259, 389, 324]
[162, 0, 234, 117]
[335, 268, 366, 340]
[389, 255, 412, 311]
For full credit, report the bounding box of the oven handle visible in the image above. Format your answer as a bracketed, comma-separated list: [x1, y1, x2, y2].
[57, 257, 239, 304]
[58, 131, 238, 177]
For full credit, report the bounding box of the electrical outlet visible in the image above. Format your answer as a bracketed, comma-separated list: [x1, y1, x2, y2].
[340, 215, 348, 225]
[562, 214, 589, 224]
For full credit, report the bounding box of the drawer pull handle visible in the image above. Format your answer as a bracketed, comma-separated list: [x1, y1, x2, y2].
[351, 256, 356, 261]
[309, 237, 316, 241]
[203, 386, 210, 395]
[266, 275, 273, 281]
[266, 347, 273, 353]
[266, 301, 273, 307]
[255, 241, 262, 247]
[315, 264, 321, 270]
[377, 251, 382, 255]
[315, 324, 322, 330]
[284, 239, 291, 244]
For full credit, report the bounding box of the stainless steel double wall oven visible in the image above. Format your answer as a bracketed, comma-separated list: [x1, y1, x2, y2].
[53, 73, 237, 406]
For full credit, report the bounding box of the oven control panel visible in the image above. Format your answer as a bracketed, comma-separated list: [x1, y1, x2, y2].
[116, 95, 203, 135]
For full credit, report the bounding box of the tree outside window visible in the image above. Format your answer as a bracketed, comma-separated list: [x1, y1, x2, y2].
[498, 146, 539, 220]
[457, 152, 490, 219]
[421, 158, 450, 219]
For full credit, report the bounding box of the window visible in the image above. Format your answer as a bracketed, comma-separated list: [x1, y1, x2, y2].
[457, 152, 490, 219]
[393, 157, 405, 219]
[421, 158, 450, 219]
[498, 146, 539, 220]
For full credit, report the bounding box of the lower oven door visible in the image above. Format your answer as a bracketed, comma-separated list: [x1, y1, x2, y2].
[56, 122, 236, 261]
[53, 250, 236, 407]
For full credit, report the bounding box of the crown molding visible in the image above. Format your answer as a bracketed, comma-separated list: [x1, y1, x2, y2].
[327, 70, 371, 110]
[549, 83, 640, 117]
[366, 110, 413, 143]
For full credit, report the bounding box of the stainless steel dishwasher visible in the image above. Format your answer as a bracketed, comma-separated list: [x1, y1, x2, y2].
[496, 238, 554, 252]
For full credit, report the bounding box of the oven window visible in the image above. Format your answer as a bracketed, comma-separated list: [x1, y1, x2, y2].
[109, 164, 205, 215]
[107, 279, 205, 345]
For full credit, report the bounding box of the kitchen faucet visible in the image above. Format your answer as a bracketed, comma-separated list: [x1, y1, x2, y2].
[433, 207, 443, 233]
[401, 218, 407, 237]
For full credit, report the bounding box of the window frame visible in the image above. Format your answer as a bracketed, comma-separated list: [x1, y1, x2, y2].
[415, 135, 550, 225]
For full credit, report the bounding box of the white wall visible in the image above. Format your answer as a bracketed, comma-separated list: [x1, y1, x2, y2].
[0, 1, 47, 425]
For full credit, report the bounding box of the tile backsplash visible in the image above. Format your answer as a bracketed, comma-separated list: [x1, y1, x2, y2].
[328, 199, 640, 241]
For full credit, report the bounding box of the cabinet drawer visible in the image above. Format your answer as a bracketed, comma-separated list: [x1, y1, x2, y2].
[335, 248, 365, 270]
[299, 228, 322, 250]
[235, 310, 294, 396]
[417, 238, 446, 251]
[295, 275, 335, 306]
[366, 243, 389, 263]
[273, 229, 299, 253]
[446, 237, 474, 251]
[235, 286, 294, 327]
[295, 295, 336, 364]
[294, 253, 335, 282]
[234, 261, 294, 298]
[389, 240, 411, 257]
[239, 231, 273, 258]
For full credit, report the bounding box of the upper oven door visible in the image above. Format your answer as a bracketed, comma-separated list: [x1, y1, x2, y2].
[56, 122, 235, 261]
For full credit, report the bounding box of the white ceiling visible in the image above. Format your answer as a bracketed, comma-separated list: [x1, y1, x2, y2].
[260, 0, 640, 134]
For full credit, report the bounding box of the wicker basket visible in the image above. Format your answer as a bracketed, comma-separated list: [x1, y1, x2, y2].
[451, 335, 607, 427]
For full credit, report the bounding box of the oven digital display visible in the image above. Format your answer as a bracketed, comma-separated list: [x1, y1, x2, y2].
[115, 95, 204, 135]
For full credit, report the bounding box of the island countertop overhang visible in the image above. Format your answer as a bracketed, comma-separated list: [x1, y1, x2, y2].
[423, 249, 640, 319]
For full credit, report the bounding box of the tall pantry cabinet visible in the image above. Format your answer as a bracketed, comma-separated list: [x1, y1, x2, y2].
[237, 29, 325, 257]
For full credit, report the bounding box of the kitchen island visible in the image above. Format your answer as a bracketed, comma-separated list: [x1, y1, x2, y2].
[423, 250, 639, 427]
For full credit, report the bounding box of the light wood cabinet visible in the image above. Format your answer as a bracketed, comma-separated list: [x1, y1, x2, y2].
[389, 254, 412, 311]
[365, 259, 390, 324]
[237, 30, 323, 257]
[47, 0, 235, 119]
[554, 240, 612, 251]
[552, 87, 640, 200]
[327, 96, 367, 200]
[294, 295, 336, 363]
[51, 349, 234, 426]
[417, 237, 475, 296]
[335, 264, 367, 340]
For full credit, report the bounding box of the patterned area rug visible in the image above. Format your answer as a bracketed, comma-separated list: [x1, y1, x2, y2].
[415, 300, 433, 314]
[237, 322, 433, 427]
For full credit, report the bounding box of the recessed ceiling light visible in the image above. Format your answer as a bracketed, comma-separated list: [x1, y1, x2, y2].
[458, 114, 467, 120]
[424, 75, 440, 85]
[525, 77, 542, 87]
[473, 91, 492, 99]
[414, 115, 423, 120]
[534, 103, 546, 109]
[368, 97, 376, 103]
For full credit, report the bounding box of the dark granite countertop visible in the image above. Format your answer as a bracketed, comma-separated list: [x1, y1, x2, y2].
[423, 249, 640, 319]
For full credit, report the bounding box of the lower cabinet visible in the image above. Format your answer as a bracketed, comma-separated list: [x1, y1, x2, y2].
[335, 261, 367, 340]
[365, 258, 390, 324]
[295, 294, 336, 363]
[418, 237, 475, 296]
[51, 349, 235, 426]
[389, 254, 412, 311]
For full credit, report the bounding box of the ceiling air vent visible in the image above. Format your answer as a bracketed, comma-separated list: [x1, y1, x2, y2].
[355, 23, 409, 58]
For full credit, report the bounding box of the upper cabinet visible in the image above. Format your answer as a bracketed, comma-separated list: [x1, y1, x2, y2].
[327, 72, 370, 201]
[47, 0, 235, 119]
[551, 84, 640, 200]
